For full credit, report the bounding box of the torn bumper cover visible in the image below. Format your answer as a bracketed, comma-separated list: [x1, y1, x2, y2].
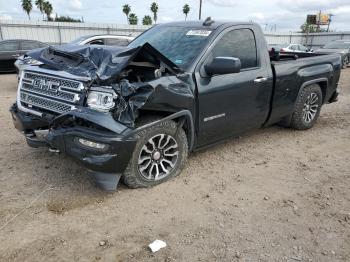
[11, 42, 195, 190]
[10, 104, 137, 189]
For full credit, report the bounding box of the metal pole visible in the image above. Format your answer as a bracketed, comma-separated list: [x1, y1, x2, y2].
[199, 0, 202, 20]
[58, 26, 62, 44]
[327, 14, 333, 32]
[0, 24, 3, 41]
[317, 10, 321, 32]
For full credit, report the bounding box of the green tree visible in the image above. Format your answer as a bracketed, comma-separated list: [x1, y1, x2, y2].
[183, 4, 190, 20]
[142, 15, 152, 25]
[300, 22, 327, 33]
[43, 1, 53, 21]
[55, 15, 82, 22]
[128, 13, 138, 25]
[122, 4, 131, 24]
[21, 0, 33, 20]
[150, 2, 158, 24]
[35, 0, 45, 20]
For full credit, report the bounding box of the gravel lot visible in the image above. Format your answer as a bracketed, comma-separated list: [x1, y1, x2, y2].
[0, 69, 349, 262]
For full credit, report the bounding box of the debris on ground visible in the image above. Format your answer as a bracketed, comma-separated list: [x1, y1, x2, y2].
[149, 239, 167, 253]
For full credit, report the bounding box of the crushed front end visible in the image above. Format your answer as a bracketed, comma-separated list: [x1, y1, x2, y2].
[10, 43, 194, 190]
[10, 69, 138, 190]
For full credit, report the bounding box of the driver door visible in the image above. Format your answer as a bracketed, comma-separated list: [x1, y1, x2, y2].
[195, 28, 273, 146]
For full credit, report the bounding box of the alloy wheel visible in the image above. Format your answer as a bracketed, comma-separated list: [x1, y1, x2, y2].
[303, 92, 319, 123]
[138, 134, 179, 181]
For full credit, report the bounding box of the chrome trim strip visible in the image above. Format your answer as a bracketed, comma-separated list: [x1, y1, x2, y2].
[21, 84, 80, 103]
[24, 66, 90, 83]
[23, 71, 84, 91]
[16, 71, 43, 117]
[203, 113, 226, 122]
[20, 91, 76, 114]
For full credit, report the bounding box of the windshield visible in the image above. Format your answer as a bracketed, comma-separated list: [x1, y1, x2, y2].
[129, 26, 213, 69]
[323, 41, 350, 49]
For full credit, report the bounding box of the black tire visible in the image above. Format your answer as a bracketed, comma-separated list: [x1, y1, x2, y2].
[122, 119, 188, 188]
[290, 84, 323, 130]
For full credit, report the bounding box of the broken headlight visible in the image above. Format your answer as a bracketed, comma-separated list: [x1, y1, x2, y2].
[22, 56, 44, 66]
[87, 88, 117, 112]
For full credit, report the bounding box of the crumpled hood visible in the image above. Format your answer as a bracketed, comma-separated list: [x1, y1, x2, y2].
[25, 42, 194, 128]
[27, 43, 181, 85]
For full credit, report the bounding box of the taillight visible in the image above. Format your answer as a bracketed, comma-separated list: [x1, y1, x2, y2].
[280, 48, 285, 52]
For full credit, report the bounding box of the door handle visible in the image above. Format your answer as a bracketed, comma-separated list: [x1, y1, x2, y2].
[254, 77, 268, 83]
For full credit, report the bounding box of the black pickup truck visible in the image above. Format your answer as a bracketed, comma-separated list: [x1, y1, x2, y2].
[10, 19, 341, 190]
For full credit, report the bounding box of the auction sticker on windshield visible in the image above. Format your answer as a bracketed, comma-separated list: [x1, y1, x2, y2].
[186, 30, 212, 37]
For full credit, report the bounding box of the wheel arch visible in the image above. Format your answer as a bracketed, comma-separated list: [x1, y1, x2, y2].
[297, 78, 328, 104]
[280, 79, 327, 127]
[130, 110, 195, 151]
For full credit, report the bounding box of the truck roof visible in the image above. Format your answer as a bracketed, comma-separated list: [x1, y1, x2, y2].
[157, 20, 256, 30]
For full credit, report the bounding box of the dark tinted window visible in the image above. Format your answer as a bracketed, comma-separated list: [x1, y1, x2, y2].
[106, 38, 130, 46]
[289, 45, 298, 51]
[22, 40, 43, 50]
[88, 39, 104, 45]
[0, 41, 19, 52]
[211, 29, 258, 69]
[299, 45, 308, 52]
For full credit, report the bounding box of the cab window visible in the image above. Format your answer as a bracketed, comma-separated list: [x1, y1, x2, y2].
[106, 38, 130, 46]
[88, 39, 104, 45]
[22, 41, 43, 50]
[0, 41, 19, 52]
[210, 29, 258, 69]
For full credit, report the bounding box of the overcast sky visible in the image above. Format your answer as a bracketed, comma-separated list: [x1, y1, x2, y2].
[1, 0, 350, 32]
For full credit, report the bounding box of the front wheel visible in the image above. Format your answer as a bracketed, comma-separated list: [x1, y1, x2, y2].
[290, 84, 323, 130]
[122, 119, 188, 188]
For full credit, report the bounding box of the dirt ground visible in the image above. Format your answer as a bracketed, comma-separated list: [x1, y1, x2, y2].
[0, 69, 349, 262]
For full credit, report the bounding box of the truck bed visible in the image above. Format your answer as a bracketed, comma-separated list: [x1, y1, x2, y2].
[267, 53, 342, 125]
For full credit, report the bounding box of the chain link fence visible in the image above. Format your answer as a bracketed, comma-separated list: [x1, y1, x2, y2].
[1, 19, 350, 48]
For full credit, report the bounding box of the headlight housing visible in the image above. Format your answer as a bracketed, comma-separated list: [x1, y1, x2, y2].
[87, 88, 117, 112]
[22, 56, 43, 66]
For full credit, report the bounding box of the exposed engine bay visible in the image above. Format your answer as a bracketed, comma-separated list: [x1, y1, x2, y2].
[25, 43, 194, 127]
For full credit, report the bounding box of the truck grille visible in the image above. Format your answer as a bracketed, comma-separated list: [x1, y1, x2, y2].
[19, 71, 84, 114]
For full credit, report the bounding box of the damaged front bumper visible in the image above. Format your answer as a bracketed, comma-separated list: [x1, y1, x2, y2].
[10, 104, 137, 190]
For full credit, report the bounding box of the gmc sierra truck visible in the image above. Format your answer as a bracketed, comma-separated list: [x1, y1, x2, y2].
[10, 19, 341, 190]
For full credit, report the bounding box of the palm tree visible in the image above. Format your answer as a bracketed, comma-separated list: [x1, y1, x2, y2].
[122, 4, 131, 24]
[35, 0, 45, 20]
[128, 13, 138, 25]
[43, 1, 53, 21]
[183, 4, 190, 20]
[150, 2, 158, 24]
[21, 0, 33, 20]
[142, 15, 152, 25]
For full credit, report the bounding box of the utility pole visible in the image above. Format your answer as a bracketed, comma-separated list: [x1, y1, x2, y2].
[199, 0, 202, 20]
[316, 10, 321, 32]
[327, 14, 334, 32]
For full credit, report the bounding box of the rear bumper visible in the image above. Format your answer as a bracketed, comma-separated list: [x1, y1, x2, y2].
[10, 104, 137, 188]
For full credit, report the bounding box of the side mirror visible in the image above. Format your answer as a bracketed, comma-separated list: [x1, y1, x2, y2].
[204, 57, 241, 76]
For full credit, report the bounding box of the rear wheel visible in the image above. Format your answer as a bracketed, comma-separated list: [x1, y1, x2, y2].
[290, 84, 323, 130]
[122, 119, 188, 188]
